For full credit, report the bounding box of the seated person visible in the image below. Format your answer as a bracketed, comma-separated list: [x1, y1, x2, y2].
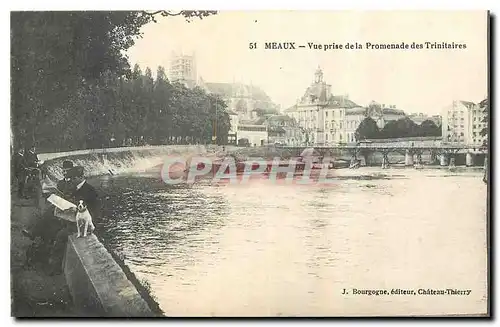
[41, 160, 74, 194]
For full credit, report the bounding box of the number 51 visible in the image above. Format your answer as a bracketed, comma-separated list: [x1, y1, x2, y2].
[249, 42, 257, 49]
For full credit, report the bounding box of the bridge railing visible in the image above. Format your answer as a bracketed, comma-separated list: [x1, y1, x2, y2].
[280, 142, 483, 150]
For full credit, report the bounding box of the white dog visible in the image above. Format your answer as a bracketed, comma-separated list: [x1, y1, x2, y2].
[75, 200, 95, 238]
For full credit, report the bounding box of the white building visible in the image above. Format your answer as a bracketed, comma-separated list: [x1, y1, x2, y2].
[168, 52, 198, 88]
[237, 125, 268, 146]
[285, 67, 406, 145]
[442, 100, 486, 145]
[408, 112, 443, 126]
[344, 107, 367, 143]
[266, 115, 304, 145]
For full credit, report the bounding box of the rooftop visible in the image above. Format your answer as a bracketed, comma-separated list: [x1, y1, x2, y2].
[203, 82, 273, 104]
[382, 107, 405, 115]
[326, 95, 361, 109]
[459, 100, 476, 108]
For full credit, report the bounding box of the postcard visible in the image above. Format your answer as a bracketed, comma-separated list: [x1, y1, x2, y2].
[11, 10, 489, 318]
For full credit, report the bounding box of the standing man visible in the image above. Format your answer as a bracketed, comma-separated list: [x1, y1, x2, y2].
[25, 145, 39, 168]
[13, 148, 27, 198]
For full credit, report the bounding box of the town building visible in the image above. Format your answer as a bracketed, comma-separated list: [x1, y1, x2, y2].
[199, 81, 279, 145]
[284, 67, 406, 145]
[265, 115, 304, 146]
[408, 113, 443, 126]
[442, 100, 487, 146]
[365, 101, 406, 129]
[199, 81, 278, 121]
[167, 53, 280, 145]
[236, 124, 268, 147]
[168, 52, 198, 88]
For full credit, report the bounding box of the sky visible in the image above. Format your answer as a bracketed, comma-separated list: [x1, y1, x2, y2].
[126, 11, 488, 115]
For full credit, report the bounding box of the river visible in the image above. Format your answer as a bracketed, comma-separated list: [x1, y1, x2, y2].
[92, 166, 487, 317]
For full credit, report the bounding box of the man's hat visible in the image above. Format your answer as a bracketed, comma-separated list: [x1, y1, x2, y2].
[62, 160, 74, 169]
[66, 166, 85, 178]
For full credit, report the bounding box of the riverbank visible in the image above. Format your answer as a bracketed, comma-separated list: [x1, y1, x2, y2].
[10, 187, 75, 317]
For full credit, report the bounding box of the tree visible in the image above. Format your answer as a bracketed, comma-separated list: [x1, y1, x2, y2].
[479, 98, 488, 148]
[11, 10, 218, 150]
[355, 117, 380, 141]
[419, 119, 441, 137]
[380, 117, 419, 139]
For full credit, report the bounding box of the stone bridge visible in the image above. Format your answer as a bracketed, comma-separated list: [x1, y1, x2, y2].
[280, 139, 488, 169]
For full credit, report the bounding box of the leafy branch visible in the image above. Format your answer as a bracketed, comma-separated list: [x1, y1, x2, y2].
[140, 10, 218, 23]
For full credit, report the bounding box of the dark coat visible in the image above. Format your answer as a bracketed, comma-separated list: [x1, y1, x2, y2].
[25, 150, 39, 168]
[56, 179, 75, 197]
[70, 181, 101, 221]
[13, 152, 27, 176]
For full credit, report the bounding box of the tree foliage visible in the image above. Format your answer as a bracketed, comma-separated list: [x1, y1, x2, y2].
[380, 117, 419, 138]
[356, 117, 442, 141]
[479, 98, 489, 147]
[11, 10, 218, 149]
[34, 66, 230, 151]
[418, 119, 442, 137]
[355, 117, 379, 141]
